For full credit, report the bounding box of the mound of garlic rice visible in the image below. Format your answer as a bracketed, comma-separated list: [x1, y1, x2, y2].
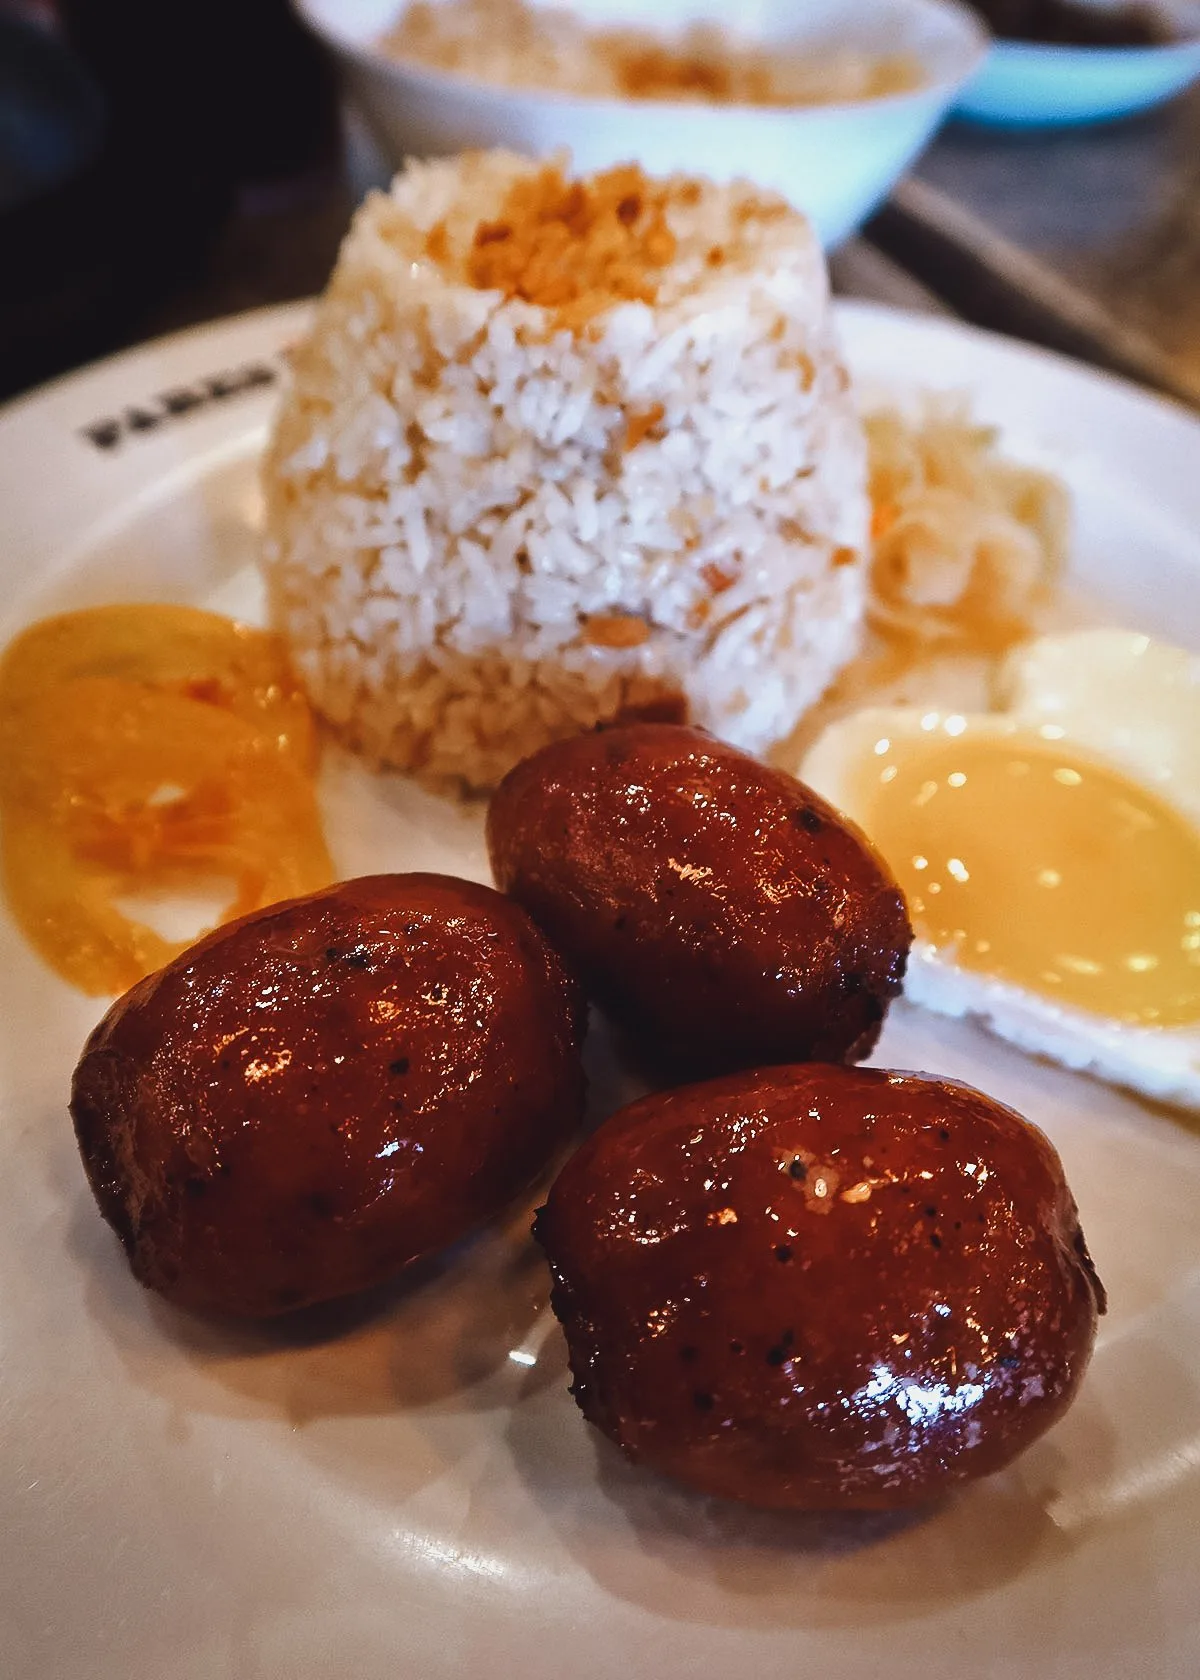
[261, 150, 869, 790]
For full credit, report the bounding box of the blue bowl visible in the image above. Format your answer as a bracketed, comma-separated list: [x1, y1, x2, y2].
[955, 23, 1200, 125]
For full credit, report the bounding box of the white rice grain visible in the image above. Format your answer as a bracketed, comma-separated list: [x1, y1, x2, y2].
[261, 150, 869, 790]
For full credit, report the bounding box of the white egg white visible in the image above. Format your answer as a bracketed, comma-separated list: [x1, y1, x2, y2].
[800, 630, 1200, 1112]
[998, 629, 1200, 820]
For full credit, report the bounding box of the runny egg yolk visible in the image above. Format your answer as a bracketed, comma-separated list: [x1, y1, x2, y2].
[859, 733, 1200, 1026]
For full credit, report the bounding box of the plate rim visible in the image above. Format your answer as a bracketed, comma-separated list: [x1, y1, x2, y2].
[4, 294, 1200, 438]
[4, 295, 1200, 1680]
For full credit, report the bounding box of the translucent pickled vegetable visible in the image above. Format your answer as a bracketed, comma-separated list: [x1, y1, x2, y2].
[0, 607, 331, 995]
[0, 603, 318, 769]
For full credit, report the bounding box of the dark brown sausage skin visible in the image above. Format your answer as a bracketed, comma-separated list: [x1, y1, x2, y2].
[535, 1064, 1105, 1511]
[70, 873, 587, 1317]
[487, 723, 912, 1081]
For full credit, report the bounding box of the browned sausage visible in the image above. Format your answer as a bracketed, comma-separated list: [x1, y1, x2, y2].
[535, 1063, 1104, 1510]
[71, 873, 586, 1317]
[487, 723, 912, 1079]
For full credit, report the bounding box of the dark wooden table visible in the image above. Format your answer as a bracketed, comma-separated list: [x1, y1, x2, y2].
[868, 84, 1200, 407]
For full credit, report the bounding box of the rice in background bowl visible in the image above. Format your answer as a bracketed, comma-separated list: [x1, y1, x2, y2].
[292, 0, 989, 249]
[378, 0, 926, 106]
[261, 151, 869, 791]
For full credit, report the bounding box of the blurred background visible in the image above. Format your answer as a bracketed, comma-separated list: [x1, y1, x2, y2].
[0, 0, 1197, 406]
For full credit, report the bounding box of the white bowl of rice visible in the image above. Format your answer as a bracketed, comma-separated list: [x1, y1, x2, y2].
[295, 0, 989, 249]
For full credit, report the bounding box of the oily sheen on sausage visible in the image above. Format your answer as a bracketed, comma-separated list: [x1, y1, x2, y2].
[488, 723, 912, 1078]
[71, 873, 586, 1316]
[536, 1063, 1104, 1510]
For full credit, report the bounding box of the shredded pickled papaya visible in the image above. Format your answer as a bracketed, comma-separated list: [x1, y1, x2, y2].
[0, 606, 332, 995]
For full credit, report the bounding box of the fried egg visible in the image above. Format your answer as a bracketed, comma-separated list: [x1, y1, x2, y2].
[800, 630, 1200, 1110]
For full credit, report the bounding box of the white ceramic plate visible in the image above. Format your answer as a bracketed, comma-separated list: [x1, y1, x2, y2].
[3, 302, 1200, 1680]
